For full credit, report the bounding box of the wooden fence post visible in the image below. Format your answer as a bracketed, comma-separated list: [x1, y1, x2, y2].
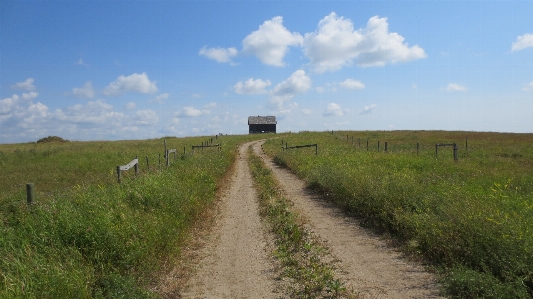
[366, 140, 369, 151]
[134, 156, 139, 176]
[164, 140, 167, 159]
[385, 142, 388, 152]
[184, 147, 186, 155]
[26, 183, 34, 204]
[166, 150, 169, 167]
[435, 144, 438, 157]
[378, 141, 380, 151]
[454, 143, 458, 161]
[417, 142, 420, 155]
[158, 153, 161, 170]
[146, 156, 149, 169]
[117, 166, 121, 183]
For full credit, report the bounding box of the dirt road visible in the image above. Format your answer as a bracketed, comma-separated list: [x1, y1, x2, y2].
[173, 140, 443, 298]
[252, 141, 443, 298]
[180, 141, 278, 298]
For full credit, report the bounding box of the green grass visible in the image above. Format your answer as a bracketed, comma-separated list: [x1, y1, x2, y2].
[0, 134, 265, 298]
[248, 146, 348, 298]
[264, 131, 533, 298]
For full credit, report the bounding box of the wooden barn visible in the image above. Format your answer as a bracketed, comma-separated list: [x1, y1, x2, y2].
[248, 116, 277, 134]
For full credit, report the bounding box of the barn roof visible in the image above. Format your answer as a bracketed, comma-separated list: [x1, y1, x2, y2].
[248, 116, 277, 125]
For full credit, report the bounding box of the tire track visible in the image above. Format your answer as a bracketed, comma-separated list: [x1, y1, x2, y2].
[253, 141, 444, 299]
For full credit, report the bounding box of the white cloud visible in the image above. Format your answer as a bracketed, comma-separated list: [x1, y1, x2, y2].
[234, 78, 272, 94]
[360, 104, 377, 115]
[204, 102, 217, 108]
[512, 33, 533, 52]
[103, 72, 157, 96]
[302, 109, 312, 115]
[315, 87, 325, 93]
[445, 83, 467, 92]
[76, 58, 89, 67]
[304, 13, 426, 72]
[339, 78, 365, 89]
[22, 92, 39, 101]
[149, 93, 170, 104]
[54, 100, 124, 125]
[0, 94, 20, 114]
[12, 78, 36, 91]
[242, 16, 303, 67]
[323, 103, 344, 116]
[125, 102, 137, 110]
[72, 81, 95, 98]
[175, 106, 210, 117]
[523, 82, 533, 91]
[269, 70, 312, 114]
[135, 110, 158, 126]
[271, 70, 312, 98]
[199, 46, 238, 63]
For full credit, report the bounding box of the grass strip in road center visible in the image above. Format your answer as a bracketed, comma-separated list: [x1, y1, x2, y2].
[248, 146, 350, 298]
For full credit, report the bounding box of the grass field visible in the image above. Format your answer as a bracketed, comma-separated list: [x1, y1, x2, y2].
[0, 134, 264, 298]
[263, 130, 533, 298]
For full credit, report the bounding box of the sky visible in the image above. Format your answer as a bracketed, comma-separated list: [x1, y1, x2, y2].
[1, 1, 532, 143]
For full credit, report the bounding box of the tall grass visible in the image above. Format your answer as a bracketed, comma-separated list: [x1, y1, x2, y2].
[264, 131, 533, 298]
[0, 134, 263, 298]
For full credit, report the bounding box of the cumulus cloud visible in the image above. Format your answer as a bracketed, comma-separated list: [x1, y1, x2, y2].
[175, 106, 210, 117]
[135, 110, 158, 126]
[234, 78, 272, 94]
[360, 104, 377, 115]
[242, 16, 303, 67]
[103, 72, 157, 96]
[304, 13, 426, 72]
[22, 92, 39, 101]
[323, 103, 344, 116]
[269, 70, 311, 114]
[149, 93, 170, 104]
[125, 102, 137, 110]
[72, 81, 95, 98]
[445, 83, 467, 92]
[199, 46, 238, 63]
[339, 78, 365, 89]
[54, 100, 124, 125]
[512, 33, 533, 52]
[271, 70, 312, 98]
[12, 78, 36, 91]
[523, 82, 533, 91]
[302, 109, 312, 115]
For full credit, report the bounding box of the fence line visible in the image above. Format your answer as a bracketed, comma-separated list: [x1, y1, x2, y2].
[283, 143, 318, 155]
[117, 156, 138, 183]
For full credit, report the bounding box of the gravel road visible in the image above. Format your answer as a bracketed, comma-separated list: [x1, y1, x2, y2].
[163, 140, 444, 298]
[252, 140, 444, 298]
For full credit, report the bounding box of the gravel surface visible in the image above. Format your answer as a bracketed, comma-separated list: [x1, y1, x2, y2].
[160, 140, 445, 298]
[180, 141, 278, 298]
[253, 141, 444, 299]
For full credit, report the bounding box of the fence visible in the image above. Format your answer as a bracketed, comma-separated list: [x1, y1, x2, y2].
[329, 132, 467, 161]
[117, 157, 139, 183]
[282, 141, 318, 155]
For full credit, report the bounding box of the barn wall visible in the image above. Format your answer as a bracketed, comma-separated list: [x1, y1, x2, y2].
[249, 124, 276, 134]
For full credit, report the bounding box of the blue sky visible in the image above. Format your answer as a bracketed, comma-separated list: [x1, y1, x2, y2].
[1, 1, 532, 143]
